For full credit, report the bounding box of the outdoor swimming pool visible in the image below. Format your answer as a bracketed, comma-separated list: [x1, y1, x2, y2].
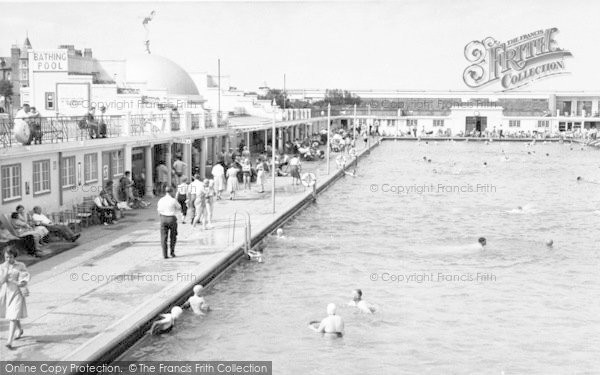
[120, 141, 600, 374]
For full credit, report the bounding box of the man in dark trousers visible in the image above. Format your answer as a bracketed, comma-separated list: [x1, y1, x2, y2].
[156, 186, 181, 259]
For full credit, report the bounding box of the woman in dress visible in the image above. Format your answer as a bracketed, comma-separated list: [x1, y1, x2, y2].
[0, 246, 30, 350]
[211, 162, 226, 200]
[242, 158, 252, 190]
[255, 157, 266, 193]
[192, 181, 208, 229]
[226, 164, 239, 200]
[289, 154, 302, 185]
[205, 180, 216, 228]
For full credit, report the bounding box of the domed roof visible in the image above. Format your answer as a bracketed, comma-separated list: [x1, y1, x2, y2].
[125, 54, 199, 96]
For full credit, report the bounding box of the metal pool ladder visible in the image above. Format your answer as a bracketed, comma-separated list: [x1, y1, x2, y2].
[228, 211, 251, 255]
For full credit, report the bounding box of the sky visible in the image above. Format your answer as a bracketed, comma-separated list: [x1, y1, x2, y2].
[1, 0, 599, 92]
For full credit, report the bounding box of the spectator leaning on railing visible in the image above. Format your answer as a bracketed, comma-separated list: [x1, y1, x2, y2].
[29, 107, 42, 145]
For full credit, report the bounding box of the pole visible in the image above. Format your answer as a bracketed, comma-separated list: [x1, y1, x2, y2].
[283, 73, 286, 111]
[367, 104, 371, 150]
[271, 108, 276, 214]
[218, 59, 221, 126]
[396, 108, 400, 141]
[326, 103, 331, 174]
[353, 103, 357, 145]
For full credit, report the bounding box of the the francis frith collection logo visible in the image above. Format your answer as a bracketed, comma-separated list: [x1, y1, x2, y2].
[463, 28, 572, 91]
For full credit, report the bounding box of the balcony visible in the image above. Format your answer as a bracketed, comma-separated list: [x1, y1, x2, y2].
[0, 111, 219, 149]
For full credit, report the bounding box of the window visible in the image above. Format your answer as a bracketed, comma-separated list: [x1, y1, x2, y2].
[84, 153, 98, 183]
[433, 119, 444, 127]
[509, 120, 521, 127]
[111, 150, 124, 177]
[45, 92, 55, 110]
[1, 164, 22, 202]
[61, 156, 76, 188]
[33, 160, 51, 195]
[407, 119, 418, 127]
[537, 120, 550, 128]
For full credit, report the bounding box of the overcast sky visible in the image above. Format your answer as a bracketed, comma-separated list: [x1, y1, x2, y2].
[1, 0, 599, 92]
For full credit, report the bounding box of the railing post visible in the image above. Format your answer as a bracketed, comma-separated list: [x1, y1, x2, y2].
[165, 113, 172, 133]
[182, 111, 191, 132]
[123, 112, 131, 136]
[200, 111, 207, 129]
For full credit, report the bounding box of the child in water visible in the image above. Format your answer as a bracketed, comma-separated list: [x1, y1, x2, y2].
[148, 306, 183, 335]
[182, 285, 210, 315]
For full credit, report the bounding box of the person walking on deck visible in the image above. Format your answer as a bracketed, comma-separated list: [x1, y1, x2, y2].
[157, 187, 181, 259]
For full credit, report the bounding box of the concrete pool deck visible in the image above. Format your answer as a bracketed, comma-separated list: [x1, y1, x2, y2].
[0, 141, 379, 364]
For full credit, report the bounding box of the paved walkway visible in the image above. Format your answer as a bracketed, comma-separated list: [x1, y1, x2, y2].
[0, 149, 367, 361]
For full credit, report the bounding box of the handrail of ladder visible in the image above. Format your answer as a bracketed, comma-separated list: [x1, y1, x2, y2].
[229, 211, 252, 254]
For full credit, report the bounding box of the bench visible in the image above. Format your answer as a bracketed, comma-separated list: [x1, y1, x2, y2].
[0, 214, 35, 256]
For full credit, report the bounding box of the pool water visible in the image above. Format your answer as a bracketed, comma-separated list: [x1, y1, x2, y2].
[120, 141, 600, 374]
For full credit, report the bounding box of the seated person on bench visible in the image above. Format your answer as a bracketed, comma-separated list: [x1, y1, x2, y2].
[0, 221, 39, 257]
[31, 206, 80, 242]
[9, 213, 44, 254]
[94, 191, 118, 225]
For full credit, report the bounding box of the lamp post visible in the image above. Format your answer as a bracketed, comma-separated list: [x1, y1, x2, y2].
[272, 103, 277, 214]
[353, 103, 357, 143]
[367, 104, 371, 150]
[326, 103, 331, 175]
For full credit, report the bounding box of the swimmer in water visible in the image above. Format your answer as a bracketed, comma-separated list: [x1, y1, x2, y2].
[248, 243, 265, 262]
[427, 159, 432, 163]
[148, 306, 183, 335]
[276, 228, 284, 238]
[546, 239, 553, 248]
[310, 303, 344, 337]
[348, 289, 376, 314]
[478, 237, 487, 249]
[483, 162, 488, 167]
[182, 285, 210, 315]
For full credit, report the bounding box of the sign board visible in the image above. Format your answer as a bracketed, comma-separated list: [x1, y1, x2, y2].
[30, 49, 68, 72]
[56, 83, 90, 116]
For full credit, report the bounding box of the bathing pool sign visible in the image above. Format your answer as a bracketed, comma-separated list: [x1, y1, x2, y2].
[463, 28, 572, 91]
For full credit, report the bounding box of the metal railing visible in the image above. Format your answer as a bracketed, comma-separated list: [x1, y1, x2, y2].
[129, 114, 167, 136]
[190, 114, 200, 130]
[0, 115, 126, 146]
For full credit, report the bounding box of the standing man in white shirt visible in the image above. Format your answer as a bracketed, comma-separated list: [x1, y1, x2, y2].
[156, 186, 181, 259]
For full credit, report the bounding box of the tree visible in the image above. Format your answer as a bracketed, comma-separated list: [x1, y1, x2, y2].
[257, 89, 310, 109]
[313, 89, 361, 107]
[0, 80, 14, 116]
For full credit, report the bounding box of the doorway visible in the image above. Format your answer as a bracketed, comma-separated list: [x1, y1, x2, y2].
[466, 116, 487, 134]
